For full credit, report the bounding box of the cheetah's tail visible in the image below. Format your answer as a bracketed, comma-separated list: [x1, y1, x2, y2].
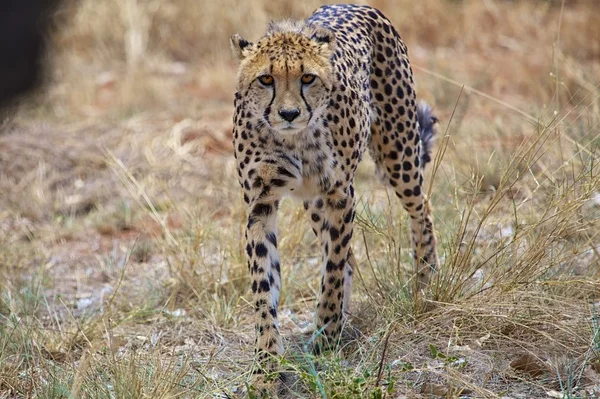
[416, 101, 438, 167]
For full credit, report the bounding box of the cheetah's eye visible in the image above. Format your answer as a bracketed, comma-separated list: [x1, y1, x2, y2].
[258, 75, 274, 86]
[301, 74, 316, 85]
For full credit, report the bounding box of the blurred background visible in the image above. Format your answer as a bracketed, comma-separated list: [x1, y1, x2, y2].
[6, 0, 600, 120]
[0, 1, 599, 397]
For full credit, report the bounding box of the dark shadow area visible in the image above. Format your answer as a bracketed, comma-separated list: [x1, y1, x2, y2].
[0, 0, 61, 111]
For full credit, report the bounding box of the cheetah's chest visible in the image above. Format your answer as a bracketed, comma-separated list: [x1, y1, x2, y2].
[282, 142, 344, 200]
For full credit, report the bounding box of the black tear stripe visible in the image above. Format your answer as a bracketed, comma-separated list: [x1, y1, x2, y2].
[263, 81, 276, 125]
[300, 86, 314, 121]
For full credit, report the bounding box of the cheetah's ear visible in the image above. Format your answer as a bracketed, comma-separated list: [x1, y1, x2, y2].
[310, 26, 336, 58]
[230, 34, 254, 61]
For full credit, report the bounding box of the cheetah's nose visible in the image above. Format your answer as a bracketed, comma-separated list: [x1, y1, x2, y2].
[278, 108, 300, 122]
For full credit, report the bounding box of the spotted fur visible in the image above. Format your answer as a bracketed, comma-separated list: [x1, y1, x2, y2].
[230, 3, 440, 383]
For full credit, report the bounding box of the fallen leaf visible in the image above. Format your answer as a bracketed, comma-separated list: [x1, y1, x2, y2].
[591, 359, 600, 374]
[421, 382, 448, 397]
[475, 333, 491, 347]
[581, 364, 600, 386]
[510, 353, 549, 377]
[41, 349, 67, 362]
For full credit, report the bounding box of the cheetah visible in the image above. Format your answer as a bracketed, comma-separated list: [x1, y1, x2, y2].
[231, 3, 439, 377]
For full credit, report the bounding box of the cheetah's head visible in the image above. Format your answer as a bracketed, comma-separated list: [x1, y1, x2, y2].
[231, 21, 335, 135]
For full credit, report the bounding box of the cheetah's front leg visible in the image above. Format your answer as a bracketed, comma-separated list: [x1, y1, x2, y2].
[245, 197, 283, 378]
[314, 187, 355, 352]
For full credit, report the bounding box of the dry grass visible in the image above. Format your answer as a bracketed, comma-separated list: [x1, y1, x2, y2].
[1, 0, 599, 397]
